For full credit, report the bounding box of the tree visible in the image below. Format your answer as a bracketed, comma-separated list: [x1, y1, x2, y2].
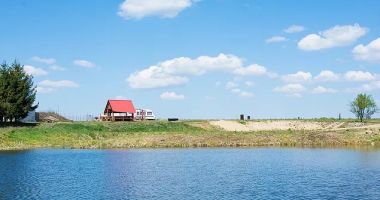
[0, 61, 38, 123]
[350, 93, 378, 122]
[0, 62, 10, 122]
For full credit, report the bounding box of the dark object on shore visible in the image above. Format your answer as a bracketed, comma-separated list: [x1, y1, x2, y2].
[168, 118, 179, 121]
[247, 116, 251, 120]
[240, 114, 244, 120]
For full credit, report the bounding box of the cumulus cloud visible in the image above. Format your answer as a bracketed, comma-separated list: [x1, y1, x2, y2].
[273, 83, 306, 97]
[312, 86, 338, 94]
[314, 70, 340, 82]
[23, 65, 48, 76]
[128, 66, 189, 88]
[127, 53, 269, 89]
[266, 36, 288, 43]
[282, 71, 312, 83]
[284, 25, 305, 33]
[352, 38, 380, 63]
[298, 24, 368, 51]
[37, 80, 79, 94]
[233, 64, 267, 76]
[73, 59, 95, 68]
[31, 56, 56, 65]
[118, 0, 196, 19]
[160, 91, 185, 100]
[344, 71, 375, 82]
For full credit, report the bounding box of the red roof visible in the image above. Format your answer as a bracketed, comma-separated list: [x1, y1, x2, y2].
[105, 100, 136, 113]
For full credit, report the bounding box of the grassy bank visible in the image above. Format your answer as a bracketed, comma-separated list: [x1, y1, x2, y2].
[1, 120, 380, 150]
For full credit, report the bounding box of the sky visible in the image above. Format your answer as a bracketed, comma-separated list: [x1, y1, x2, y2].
[0, 0, 379, 119]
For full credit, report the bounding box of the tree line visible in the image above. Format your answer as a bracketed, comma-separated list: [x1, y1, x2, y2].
[0, 61, 38, 123]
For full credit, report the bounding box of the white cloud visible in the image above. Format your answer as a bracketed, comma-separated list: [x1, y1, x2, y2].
[298, 24, 368, 51]
[118, 0, 196, 19]
[31, 56, 66, 72]
[273, 84, 306, 97]
[31, 56, 56, 65]
[37, 80, 79, 94]
[233, 64, 267, 76]
[128, 66, 189, 89]
[36, 87, 55, 94]
[345, 80, 380, 93]
[230, 88, 241, 94]
[361, 81, 380, 91]
[159, 53, 242, 75]
[160, 91, 185, 100]
[49, 65, 66, 71]
[282, 71, 312, 83]
[23, 65, 48, 76]
[225, 81, 253, 98]
[225, 81, 239, 90]
[312, 86, 338, 94]
[114, 95, 126, 100]
[352, 38, 380, 63]
[266, 36, 288, 43]
[245, 81, 254, 87]
[39, 80, 79, 88]
[344, 71, 375, 82]
[73, 60, 95, 68]
[314, 70, 340, 82]
[239, 91, 253, 98]
[284, 25, 305, 33]
[267, 72, 279, 79]
[128, 53, 266, 89]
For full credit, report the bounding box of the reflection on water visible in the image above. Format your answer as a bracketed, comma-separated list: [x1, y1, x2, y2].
[1, 148, 380, 199]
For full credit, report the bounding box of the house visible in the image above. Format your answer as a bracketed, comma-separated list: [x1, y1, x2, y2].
[101, 99, 136, 121]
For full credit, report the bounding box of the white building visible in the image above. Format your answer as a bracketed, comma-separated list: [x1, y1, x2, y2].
[135, 109, 156, 120]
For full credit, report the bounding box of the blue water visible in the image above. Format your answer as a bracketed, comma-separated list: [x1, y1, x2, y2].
[0, 148, 380, 200]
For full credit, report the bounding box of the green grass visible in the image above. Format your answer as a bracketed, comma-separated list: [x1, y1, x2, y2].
[0, 120, 379, 150]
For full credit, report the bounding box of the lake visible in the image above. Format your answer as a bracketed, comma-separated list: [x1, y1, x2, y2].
[1, 148, 380, 199]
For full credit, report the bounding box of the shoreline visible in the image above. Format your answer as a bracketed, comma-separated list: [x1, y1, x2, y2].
[1, 120, 380, 150]
[1, 145, 380, 152]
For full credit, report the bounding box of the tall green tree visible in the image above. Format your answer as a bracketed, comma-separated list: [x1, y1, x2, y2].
[350, 93, 378, 122]
[0, 62, 10, 122]
[0, 61, 38, 123]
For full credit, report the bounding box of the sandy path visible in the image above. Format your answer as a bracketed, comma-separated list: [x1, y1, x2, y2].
[209, 120, 380, 132]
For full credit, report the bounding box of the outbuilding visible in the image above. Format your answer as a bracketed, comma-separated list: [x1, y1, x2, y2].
[101, 100, 136, 121]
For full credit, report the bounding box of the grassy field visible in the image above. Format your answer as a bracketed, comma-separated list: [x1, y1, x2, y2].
[0, 120, 380, 150]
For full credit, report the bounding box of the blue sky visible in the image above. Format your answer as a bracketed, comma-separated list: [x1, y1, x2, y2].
[1, 0, 379, 119]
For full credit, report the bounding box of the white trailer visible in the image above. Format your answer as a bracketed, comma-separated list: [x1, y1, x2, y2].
[135, 109, 156, 120]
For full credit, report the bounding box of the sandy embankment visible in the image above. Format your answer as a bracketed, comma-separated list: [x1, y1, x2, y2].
[209, 120, 380, 132]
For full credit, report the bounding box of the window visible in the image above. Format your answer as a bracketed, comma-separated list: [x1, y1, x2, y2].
[147, 112, 152, 115]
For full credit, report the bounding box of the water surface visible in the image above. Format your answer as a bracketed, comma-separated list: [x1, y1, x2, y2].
[1, 148, 380, 199]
